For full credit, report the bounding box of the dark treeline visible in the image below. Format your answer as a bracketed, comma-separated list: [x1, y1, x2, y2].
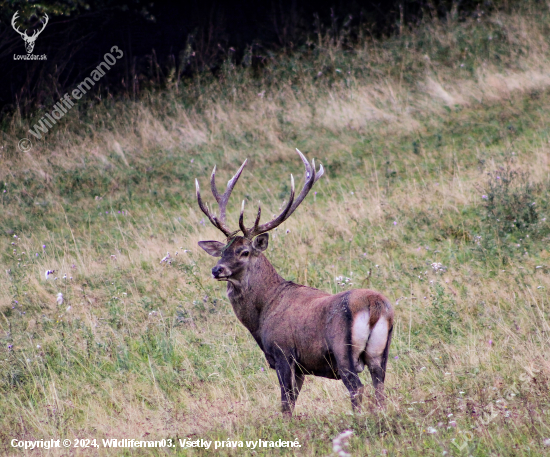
[0, 0, 506, 119]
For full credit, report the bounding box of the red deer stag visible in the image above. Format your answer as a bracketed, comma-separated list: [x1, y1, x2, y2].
[196, 149, 394, 415]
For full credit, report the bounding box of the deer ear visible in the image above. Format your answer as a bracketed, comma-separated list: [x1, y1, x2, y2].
[252, 233, 269, 252]
[198, 241, 225, 257]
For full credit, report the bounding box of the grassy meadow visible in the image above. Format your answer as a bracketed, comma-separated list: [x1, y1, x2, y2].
[1, 4, 550, 455]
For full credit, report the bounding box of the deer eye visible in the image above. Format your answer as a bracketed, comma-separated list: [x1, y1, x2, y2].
[240, 251, 249, 257]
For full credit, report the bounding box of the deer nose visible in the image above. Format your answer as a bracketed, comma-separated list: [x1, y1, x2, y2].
[212, 265, 229, 279]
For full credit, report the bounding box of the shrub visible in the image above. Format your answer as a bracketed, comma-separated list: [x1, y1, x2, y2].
[479, 165, 539, 238]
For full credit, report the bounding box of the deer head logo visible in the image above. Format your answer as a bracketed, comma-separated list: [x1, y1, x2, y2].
[11, 11, 49, 54]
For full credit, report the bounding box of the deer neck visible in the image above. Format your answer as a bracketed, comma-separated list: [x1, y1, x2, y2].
[226, 254, 285, 334]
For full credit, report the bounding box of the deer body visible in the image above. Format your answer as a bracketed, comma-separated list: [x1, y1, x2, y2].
[196, 149, 394, 415]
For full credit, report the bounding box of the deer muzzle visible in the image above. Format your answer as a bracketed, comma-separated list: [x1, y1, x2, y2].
[212, 264, 231, 280]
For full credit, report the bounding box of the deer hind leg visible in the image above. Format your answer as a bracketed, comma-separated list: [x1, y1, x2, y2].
[332, 344, 364, 412]
[365, 319, 393, 408]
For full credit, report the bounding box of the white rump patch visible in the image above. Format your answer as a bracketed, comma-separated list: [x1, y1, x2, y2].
[351, 310, 370, 372]
[366, 318, 389, 359]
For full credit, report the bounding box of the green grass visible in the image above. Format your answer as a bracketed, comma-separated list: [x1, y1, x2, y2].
[1, 4, 550, 456]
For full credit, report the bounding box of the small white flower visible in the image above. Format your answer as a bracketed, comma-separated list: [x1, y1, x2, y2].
[332, 430, 353, 457]
[57, 293, 64, 305]
[66, 306, 71, 312]
[37, 345, 41, 349]
[286, 229, 290, 234]
[160, 252, 171, 263]
[427, 427, 437, 434]
[543, 438, 550, 446]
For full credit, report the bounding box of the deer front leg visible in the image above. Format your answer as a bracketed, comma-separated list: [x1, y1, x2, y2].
[275, 357, 298, 417]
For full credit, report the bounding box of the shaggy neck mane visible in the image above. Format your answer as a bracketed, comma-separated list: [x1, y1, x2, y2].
[226, 253, 287, 335]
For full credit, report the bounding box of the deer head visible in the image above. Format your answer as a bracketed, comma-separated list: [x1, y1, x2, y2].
[11, 11, 49, 54]
[196, 149, 324, 282]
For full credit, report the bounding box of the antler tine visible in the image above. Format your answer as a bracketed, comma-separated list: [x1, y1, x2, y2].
[210, 165, 221, 204]
[242, 149, 323, 238]
[314, 161, 324, 183]
[196, 178, 231, 236]
[239, 201, 263, 238]
[11, 11, 25, 37]
[198, 159, 248, 237]
[243, 174, 295, 238]
[32, 13, 49, 37]
[253, 203, 262, 231]
[239, 200, 248, 237]
[281, 151, 324, 219]
[40, 13, 49, 30]
[295, 148, 313, 179]
[211, 159, 247, 224]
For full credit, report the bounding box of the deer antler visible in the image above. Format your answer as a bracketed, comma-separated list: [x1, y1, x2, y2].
[11, 12, 26, 38]
[11, 12, 49, 38]
[196, 159, 248, 237]
[32, 13, 49, 39]
[196, 149, 323, 239]
[240, 148, 324, 238]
